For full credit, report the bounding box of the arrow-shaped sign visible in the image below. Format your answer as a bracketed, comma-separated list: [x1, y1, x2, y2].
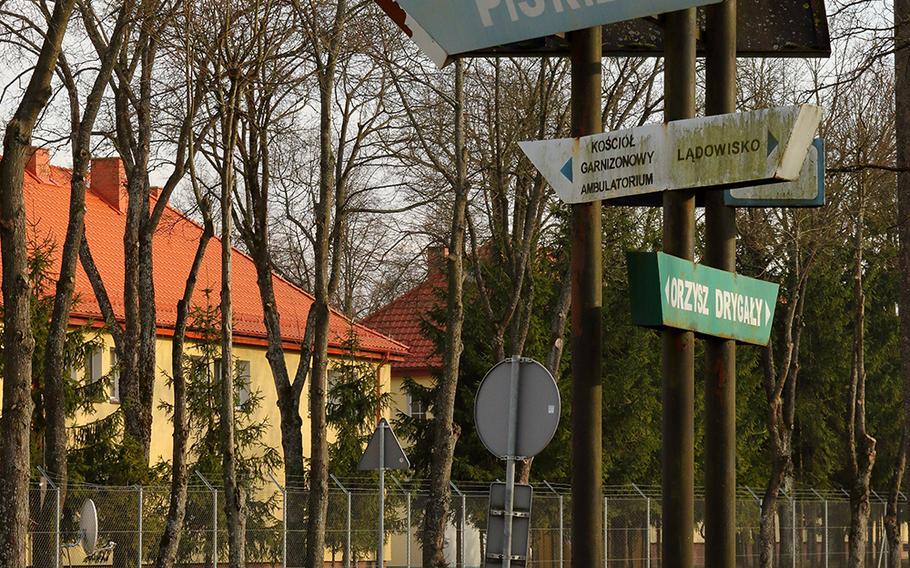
[725, 138, 825, 208]
[520, 105, 822, 206]
[375, 0, 722, 67]
[629, 251, 780, 345]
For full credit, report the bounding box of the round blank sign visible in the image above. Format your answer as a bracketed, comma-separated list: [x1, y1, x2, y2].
[474, 358, 561, 460]
[80, 499, 98, 555]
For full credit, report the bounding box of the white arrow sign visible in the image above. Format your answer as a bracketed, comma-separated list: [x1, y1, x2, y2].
[520, 105, 822, 205]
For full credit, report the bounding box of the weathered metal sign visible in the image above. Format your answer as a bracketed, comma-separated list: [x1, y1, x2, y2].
[520, 105, 822, 205]
[374, 0, 720, 67]
[357, 418, 410, 471]
[626, 252, 780, 345]
[725, 138, 825, 208]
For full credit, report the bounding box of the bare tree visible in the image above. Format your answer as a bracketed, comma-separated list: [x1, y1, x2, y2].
[294, 0, 356, 558]
[847, 182, 876, 568]
[77, 0, 204, 476]
[421, 57, 468, 568]
[154, 165, 214, 568]
[153, 5, 213, 563]
[0, 0, 76, 566]
[887, 0, 910, 563]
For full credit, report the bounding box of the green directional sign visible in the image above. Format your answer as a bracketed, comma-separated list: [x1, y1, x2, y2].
[626, 252, 780, 346]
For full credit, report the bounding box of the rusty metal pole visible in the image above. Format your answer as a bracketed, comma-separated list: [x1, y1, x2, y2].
[704, 2, 738, 568]
[662, 9, 697, 568]
[569, 25, 604, 568]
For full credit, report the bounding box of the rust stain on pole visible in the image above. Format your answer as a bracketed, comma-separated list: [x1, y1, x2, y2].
[569, 25, 604, 568]
[704, 1, 738, 567]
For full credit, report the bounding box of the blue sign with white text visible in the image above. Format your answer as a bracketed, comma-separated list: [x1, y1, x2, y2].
[394, 0, 721, 60]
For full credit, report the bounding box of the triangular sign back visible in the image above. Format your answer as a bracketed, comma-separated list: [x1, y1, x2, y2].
[357, 418, 411, 471]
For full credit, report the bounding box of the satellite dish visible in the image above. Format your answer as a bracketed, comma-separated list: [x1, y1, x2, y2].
[79, 499, 98, 556]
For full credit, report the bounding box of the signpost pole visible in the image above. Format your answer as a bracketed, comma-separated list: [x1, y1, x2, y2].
[568, 25, 604, 568]
[662, 9, 696, 568]
[379, 420, 385, 568]
[704, 2, 738, 567]
[503, 356, 521, 568]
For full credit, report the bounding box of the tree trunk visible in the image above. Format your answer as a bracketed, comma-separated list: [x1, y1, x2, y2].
[0, 121, 39, 568]
[884, 429, 905, 568]
[760, 454, 792, 568]
[0, 1, 75, 566]
[779, 474, 796, 568]
[848, 198, 877, 568]
[422, 57, 468, 568]
[37, 6, 128, 563]
[303, 1, 348, 562]
[237, 118, 311, 568]
[36, 141, 89, 568]
[756, 225, 810, 568]
[516, 265, 572, 485]
[155, 191, 213, 568]
[895, 2, 910, 567]
[220, 75, 246, 568]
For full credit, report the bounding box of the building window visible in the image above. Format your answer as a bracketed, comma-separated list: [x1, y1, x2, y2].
[327, 369, 342, 408]
[109, 348, 120, 403]
[86, 348, 103, 384]
[408, 393, 427, 420]
[214, 358, 253, 409]
[237, 360, 251, 409]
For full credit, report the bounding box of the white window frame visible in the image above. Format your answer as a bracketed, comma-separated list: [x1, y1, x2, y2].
[408, 392, 427, 420]
[236, 360, 252, 409]
[109, 347, 120, 403]
[88, 348, 103, 384]
[327, 369, 343, 408]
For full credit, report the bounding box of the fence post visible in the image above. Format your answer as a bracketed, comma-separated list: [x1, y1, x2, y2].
[811, 489, 828, 568]
[544, 482, 564, 568]
[604, 495, 608, 568]
[137, 485, 144, 568]
[825, 497, 829, 568]
[331, 475, 351, 568]
[745, 487, 762, 567]
[392, 478, 412, 568]
[40, 469, 61, 568]
[197, 472, 218, 568]
[873, 490, 887, 568]
[632, 484, 650, 568]
[55, 484, 61, 568]
[268, 472, 287, 568]
[450, 481, 466, 568]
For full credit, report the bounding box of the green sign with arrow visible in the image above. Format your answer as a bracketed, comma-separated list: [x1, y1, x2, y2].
[627, 252, 780, 346]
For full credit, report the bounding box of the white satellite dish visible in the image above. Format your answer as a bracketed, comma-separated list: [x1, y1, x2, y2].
[79, 499, 98, 556]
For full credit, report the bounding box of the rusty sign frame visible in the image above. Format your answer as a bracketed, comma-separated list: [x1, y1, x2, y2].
[374, 0, 830, 63]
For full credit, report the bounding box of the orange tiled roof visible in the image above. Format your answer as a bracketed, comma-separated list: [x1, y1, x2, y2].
[15, 157, 408, 360]
[362, 273, 445, 373]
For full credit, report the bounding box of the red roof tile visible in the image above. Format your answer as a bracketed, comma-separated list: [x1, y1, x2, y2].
[14, 158, 407, 360]
[362, 273, 445, 373]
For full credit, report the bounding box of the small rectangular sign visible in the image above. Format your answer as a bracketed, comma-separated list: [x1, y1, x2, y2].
[627, 252, 780, 345]
[485, 483, 533, 567]
[725, 138, 825, 208]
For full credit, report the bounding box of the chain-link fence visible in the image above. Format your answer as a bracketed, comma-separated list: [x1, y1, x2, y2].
[27, 474, 909, 568]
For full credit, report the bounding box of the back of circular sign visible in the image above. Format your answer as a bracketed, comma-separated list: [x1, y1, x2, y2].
[79, 499, 98, 555]
[474, 358, 561, 460]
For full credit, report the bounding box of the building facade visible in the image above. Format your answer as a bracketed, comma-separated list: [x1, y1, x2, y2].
[3, 148, 409, 472]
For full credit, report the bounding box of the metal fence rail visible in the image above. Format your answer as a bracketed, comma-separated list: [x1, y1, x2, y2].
[27, 474, 909, 568]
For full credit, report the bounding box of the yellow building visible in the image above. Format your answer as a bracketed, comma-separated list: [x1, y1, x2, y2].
[362, 247, 449, 423]
[10, 149, 409, 472]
